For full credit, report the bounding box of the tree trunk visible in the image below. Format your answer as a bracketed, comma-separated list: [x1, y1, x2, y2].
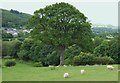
[58, 46, 65, 66]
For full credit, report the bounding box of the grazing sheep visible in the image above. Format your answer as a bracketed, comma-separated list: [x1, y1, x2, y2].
[56, 66, 59, 67]
[49, 65, 52, 67]
[64, 73, 69, 78]
[107, 65, 114, 70]
[64, 65, 67, 67]
[49, 65, 55, 70]
[94, 64, 99, 66]
[80, 69, 85, 74]
[86, 65, 89, 66]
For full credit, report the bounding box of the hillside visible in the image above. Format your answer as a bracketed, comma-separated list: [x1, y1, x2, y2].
[92, 27, 118, 34]
[1, 9, 32, 28]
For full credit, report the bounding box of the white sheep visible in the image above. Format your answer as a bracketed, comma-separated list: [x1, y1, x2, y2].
[107, 65, 114, 70]
[64, 73, 69, 78]
[56, 65, 59, 67]
[49, 65, 54, 68]
[64, 65, 67, 67]
[80, 69, 85, 74]
[86, 65, 89, 66]
[49, 65, 55, 70]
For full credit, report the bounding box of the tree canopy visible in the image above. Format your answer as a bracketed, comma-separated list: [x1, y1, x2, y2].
[29, 2, 92, 65]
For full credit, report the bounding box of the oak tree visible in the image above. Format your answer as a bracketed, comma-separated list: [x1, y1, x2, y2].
[29, 2, 92, 66]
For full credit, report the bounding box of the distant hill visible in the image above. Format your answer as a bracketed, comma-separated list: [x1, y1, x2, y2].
[1, 9, 32, 28]
[92, 27, 118, 34]
[91, 24, 118, 34]
[91, 24, 117, 29]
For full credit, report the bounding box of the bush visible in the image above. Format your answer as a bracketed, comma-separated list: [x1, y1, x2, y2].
[33, 62, 43, 67]
[4, 59, 16, 67]
[73, 56, 80, 66]
[73, 52, 95, 66]
[18, 38, 33, 61]
[64, 58, 72, 65]
[65, 44, 81, 59]
[2, 40, 22, 58]
[95, 56, 115, 65]
[17, 50, 30, 61]
[47, 51, 59, 66]
[64, 44, 82, 65]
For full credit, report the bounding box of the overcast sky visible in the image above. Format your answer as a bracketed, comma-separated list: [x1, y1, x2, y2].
[0, 0, 118, 26]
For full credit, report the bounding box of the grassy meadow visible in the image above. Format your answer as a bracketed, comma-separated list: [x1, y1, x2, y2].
[2, 60, 118, 81]
[0, 59, 2, 82]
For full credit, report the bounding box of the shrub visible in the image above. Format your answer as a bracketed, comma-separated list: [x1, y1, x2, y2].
[47, 51, 59, 66]
[18, 38, 33, 61]
[4, 59, 16, 67]
[64, 58, 72, 65]
[33, 62, 43, 67]
[73, 56, 80, 66]
[73, 52, 95, 66]
[17, 50, 30, 61]
[64, 44, 82, 65]
[2, 40, 22, 58]
[28, 41, 55, 66]
[95, 56, 115, 65]
[65, 44, 82, 59]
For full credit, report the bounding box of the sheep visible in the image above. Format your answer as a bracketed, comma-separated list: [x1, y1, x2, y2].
[94, 64, 99, 66]
[49, 65, 54, 68]
[80, 69, 85, 74]
[56, 65, 59, 67]
[49, 65, 55, 70]
[86, 65, 89, 66]
[64, 65, 67, 67]
[64, 73, 69, 78]
[107, 65, 114, 70]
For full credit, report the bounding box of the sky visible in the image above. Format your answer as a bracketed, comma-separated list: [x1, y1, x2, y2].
[0, 0, 119, 26]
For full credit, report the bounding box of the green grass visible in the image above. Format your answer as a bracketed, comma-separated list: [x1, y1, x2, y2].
[2, 60, 118, 81]
[0, 59, 2, 82]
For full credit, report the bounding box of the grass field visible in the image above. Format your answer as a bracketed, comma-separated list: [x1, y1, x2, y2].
[2, 60, 118, 81]
[0, 59, 2, 82]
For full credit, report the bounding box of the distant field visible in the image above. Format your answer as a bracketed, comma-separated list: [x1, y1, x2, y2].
[2, 60, 118, 81]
